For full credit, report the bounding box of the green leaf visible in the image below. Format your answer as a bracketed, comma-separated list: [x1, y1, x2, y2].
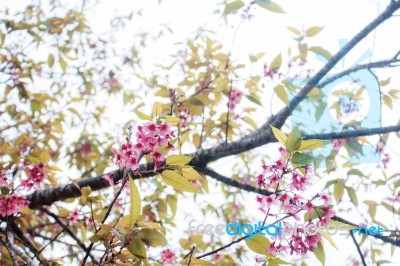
[243, 116, 259, 130]
[79, 186, 92, 205]
[223, 0, 245, 15]
[161, 170, 197, 193]
[313, 241, 325, 265]
[138, 228, 167, 247]
[286, 128, 302, 152]
[309, 46, 332, 60]
[269, 124, 287, 146]
[364, 200, 377, 220]
[306, 26, 324, 37]
[270, 53, 282, 71]
[346, 187, 358, 206]
[273, 85, 289, 106]
[47, 53, 55, 67]
[166, 194, 177, 217]
[347, 169, 364, 177]
[245, 234, 270, 255]
[166, 155, 192, 166]
[381, 202, 400, 215]
[321, 233, 338, 250]
[333, 179, 345, 203]
[180, 166, 202, 180]
[59, 56, 67, 72]
[299, 139, 324, 151]
[0, 31, 5, 48]
[128, 238, 147, 258]
[287, 26, 300, 35]
[291, 152, 314, 165]
[152, 102, 162, 117]
[249, 52, 265, 62]
[256, 0, 285, 13]
[135, 111, 152, 121]
[129, 177, 141, 225]
[245, 94, 262, 106]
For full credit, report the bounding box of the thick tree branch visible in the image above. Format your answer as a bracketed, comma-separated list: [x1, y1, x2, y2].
[27, 122, 400, 209]
[303, 124, 400, 140]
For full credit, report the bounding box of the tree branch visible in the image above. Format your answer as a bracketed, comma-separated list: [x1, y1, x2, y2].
[350, 230, 368, 266]
[303, 124, 400, 140]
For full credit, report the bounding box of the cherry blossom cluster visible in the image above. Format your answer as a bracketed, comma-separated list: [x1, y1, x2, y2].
[376, 141, 390, 168]
[21, 162, 47, 189]
[179, 108, 191, 128]
[228, 89, 243, 112]
[0, 162, 47, 217]
[114, 122, 175, 172]
[160, 249, 175, 264]
[67, 209, 93, 227]
[254, 147, 335, 256]
[0, 194, 29, 217]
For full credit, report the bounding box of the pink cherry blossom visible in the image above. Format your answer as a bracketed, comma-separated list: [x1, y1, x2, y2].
[161, 249, 175, 264]
[303, 201, 314, 214]
[320, 193, 331, 206]
[264, 194, 279, 208]
[0, 194, 29, 217]
[21, 163, 47, 189]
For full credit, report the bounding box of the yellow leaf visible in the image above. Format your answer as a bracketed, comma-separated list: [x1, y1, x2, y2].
[273, 85, 289, 106]
[306, 26, 324, 37]
[152, 102, 162, 117]
[256, 0, 285, 13]
[270, 53, 282, 71]
[136, 111, 152, 121]
[181, 166, 202, 180]
[287, 26, 300, 35]
[313, 241, 325, 265]
[321, 233, 338, 250]
[128, 238, 147, 258]
[269, 124, 287, 146]
[164, 116, 180, 125]
[245, 234, 271, 255]
[161, 170, 197, 193]
[80, 186, 92, 205]
[138, 228, 167, 247]
[166, 155, 192, 166]
[129, 177, 141, 225]
[299, 139, 324, 151]
[223, 0, 245, 15]
[243, 116, 258, 130]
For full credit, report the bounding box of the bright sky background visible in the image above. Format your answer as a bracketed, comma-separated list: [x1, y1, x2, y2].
[2, 0, 400, 265]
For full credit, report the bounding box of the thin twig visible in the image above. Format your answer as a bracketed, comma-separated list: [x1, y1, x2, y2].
[81, 171, 129, 265]
[350, 230, 367, 266]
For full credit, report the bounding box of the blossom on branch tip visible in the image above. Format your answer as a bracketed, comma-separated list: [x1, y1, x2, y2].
[161, 249, 175, 264]
[0, 194, 29, 217]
